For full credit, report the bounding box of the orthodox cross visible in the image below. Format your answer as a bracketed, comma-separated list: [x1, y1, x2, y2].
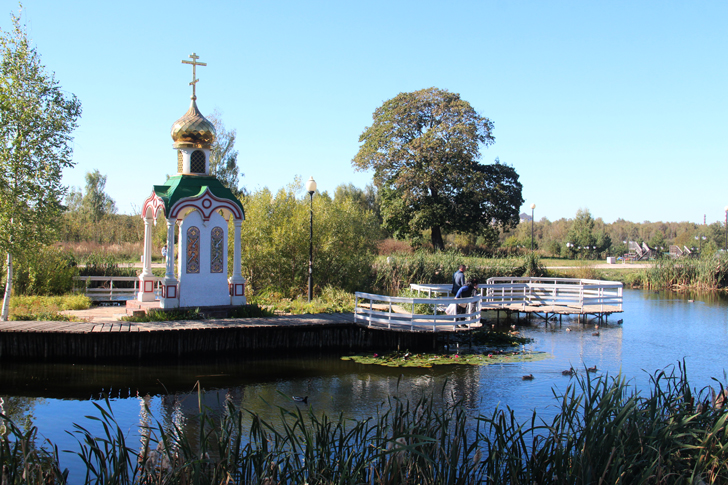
[181, 53, 207, 100]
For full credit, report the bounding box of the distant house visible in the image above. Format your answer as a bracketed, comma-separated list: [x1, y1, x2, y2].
[519, 212, 532, 223]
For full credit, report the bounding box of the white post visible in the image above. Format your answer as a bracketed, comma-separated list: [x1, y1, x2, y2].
[141, 216, 153, 277]
[228, 219, 246, 305]
[160, 217, 179, 308]
[138, 215, 156, 302]
[165, 218, 175, 279]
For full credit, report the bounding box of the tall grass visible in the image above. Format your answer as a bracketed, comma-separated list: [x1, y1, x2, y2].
[7, 294, 91, 321]
[56, 241, 144, 265]
[2, 364, 726, 484]
[372, 251, 526, 295]
[645, 254, 728, 290]
[250, 286, 354, 314]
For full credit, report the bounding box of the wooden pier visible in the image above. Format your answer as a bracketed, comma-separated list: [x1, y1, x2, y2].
[408, 277, 623, 324]
[0, 314, 448, 362]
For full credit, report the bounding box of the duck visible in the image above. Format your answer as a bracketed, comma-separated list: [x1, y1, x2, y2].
[586, 366, 597, 373]
[292, 396, 308, 404]
[565, 328, 571, 332]
[617, 319, 623, 324]
[522, 374, 534, 380]
[562, 368, 575, 376]
[594, 324, 599, 330]
[592, 331, 600, 336]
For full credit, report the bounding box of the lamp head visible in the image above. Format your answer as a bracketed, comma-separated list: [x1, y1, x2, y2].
[305, 176, 317, 195]
[530, 203, 536, 210]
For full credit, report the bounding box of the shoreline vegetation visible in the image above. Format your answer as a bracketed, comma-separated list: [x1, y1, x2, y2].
[3, 251, 728, 321]
[1, 365, 726, 484]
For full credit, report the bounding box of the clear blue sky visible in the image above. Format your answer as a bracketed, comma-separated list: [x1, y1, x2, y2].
[5, 1, 727, 224]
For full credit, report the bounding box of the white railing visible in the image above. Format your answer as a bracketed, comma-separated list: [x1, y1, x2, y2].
[408, 277, 622, 313]
[484, 277, 622, 312]
[354, 292, 481, 331]
[73, 276, 163, 301]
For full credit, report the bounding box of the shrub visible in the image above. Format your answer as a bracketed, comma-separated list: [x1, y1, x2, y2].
[238, 179, 380, 297]
[2, 246, 78, 296]
[8, 294, 91, 320]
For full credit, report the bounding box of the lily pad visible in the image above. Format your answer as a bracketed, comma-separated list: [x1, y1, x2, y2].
[341, 350, 552, 368]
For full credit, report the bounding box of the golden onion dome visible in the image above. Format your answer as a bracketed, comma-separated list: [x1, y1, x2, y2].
[170, 99, 216, 148]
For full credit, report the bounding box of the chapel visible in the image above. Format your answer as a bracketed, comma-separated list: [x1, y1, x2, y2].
[137, 53, 246, 309]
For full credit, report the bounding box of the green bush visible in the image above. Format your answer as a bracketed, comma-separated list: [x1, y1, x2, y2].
[2, 246, 78, 296]
[251, 286, 354, 314]
[238, 179, 380, 297]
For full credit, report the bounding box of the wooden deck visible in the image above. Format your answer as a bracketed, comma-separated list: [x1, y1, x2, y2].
[0, 314, 453, 362]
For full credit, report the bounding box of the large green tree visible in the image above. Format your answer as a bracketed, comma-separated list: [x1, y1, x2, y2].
[0, 11, 81, 320]
[352, 87, 523, 250]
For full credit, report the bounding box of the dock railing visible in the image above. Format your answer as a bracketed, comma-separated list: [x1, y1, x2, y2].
[73, 276, 162, 301]
[485, 277, 622, 312]
[354, 291, 481, 331]
[409, 277, 622, 313]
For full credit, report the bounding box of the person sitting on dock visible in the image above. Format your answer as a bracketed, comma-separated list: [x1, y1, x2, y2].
[455, 278, 479, 316]
[452, 265, 466, 295]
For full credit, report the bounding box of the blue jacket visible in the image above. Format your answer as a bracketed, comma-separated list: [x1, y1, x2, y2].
[452, 270, 465, 295]
[456, 284, 477, 298]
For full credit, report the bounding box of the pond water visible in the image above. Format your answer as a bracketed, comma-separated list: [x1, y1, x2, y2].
[1, 288, 727, 480]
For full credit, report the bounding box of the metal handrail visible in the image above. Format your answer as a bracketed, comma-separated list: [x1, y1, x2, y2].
[73, 276, 163, 301]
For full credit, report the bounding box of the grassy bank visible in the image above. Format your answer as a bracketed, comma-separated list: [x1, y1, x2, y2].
[1, 364, 726, 484]
[6, 294, 91, 321]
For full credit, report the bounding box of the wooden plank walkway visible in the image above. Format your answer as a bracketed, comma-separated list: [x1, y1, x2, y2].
[0, 313, 448, 362]
[0, 313, 356, 334]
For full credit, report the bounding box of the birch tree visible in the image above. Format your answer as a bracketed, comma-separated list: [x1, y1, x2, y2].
[0, 10, 81, 320]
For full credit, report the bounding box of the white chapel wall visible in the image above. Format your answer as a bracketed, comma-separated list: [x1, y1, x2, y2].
[177, 210, 230, 307]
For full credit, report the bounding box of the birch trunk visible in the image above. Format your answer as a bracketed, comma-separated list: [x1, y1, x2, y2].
[1, 252, 12, 321]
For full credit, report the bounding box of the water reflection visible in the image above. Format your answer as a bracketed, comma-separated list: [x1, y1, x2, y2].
[2, 289, 728, 479]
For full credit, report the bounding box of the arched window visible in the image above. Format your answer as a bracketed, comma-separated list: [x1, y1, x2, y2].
[186, 226, 200, 273]
[190, 150, 206, 173]
[210, 226, 224, 273]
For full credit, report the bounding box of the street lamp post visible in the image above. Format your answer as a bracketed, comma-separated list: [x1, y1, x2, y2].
[306, 176, 317, 302]
[530, 203, 536, 251]
[695, 235, 706, 253]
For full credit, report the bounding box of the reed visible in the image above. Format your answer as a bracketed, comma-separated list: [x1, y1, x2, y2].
[372, 251, 525, 295]
[2, 364, 727, 484]
[55, 241, 144, 264]
[644, 254, 728, 290]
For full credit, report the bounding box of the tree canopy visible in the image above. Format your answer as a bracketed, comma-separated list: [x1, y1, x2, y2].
[66, 169, 116, 222]
[207, 111, 244, 198]
[0, 10, 81, 319]
[352, 87, 523, 250]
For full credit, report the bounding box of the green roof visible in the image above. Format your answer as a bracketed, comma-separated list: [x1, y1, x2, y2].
[152, 175, 244, 217]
